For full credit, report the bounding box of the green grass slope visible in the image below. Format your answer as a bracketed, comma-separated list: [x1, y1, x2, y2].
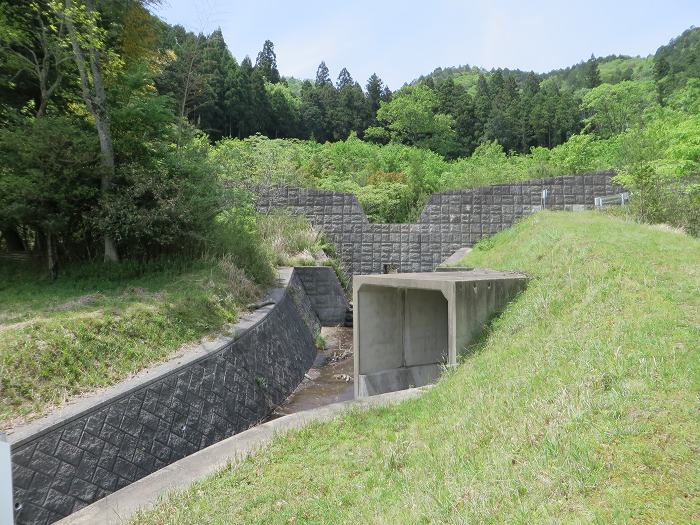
[135, 211, 699, 524]
[0, 260, 259, 429]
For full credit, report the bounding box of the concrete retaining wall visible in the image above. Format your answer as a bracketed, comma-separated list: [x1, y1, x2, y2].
[253, 172, 624, 276]
[294, 266, 349, 325]
[9, 268, 343, 525]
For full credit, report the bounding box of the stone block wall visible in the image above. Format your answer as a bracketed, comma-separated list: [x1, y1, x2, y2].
[9, 269, 339, 525]
[253, 172, 624, 276]
[294, 266, 349, 325]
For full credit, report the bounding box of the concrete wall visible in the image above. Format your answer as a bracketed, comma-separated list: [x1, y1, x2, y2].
[9, 268, 346, 525]
[253, 172, 624, 277]
[353, 271, 527, 397]
[453, 277, 528, 347]
[294, 266, 349, 325]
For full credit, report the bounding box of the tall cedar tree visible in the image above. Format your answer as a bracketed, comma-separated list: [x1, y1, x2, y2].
[255, 40, 280, 83]
[585, 55, 602, 88]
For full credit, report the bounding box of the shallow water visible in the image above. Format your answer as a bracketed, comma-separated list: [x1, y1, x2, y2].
[268, 326, 354, 418]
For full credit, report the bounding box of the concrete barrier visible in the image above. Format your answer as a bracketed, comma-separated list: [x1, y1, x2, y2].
[8, 267, 347, 525]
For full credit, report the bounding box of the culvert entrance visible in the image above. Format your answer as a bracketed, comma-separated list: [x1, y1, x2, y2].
[270, 270, 528, 414]
[355, 286, 449, 397]
[353, 270, 528, 397]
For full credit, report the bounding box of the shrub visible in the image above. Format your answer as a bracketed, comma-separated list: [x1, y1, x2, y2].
[207, 201, 276, 286]
[257, 210, 322, 266]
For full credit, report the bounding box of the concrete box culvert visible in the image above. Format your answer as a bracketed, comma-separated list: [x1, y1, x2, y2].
[353, 270, 527, 397]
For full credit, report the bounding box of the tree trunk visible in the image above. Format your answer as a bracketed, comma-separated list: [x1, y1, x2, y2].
[37, 95, 48, 117]
[47, 231, 58, 280]
[64, 0, 118, 262]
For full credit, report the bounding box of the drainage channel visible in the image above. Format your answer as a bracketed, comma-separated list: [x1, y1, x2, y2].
[267, 326, 354, 419]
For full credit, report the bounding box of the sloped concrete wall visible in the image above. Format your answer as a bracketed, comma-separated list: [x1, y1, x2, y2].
[294, 266, 349, 325]
[253, 172, 624, 276]
[9, 269, 331, 525]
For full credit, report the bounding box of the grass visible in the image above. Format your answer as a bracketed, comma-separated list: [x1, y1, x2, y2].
[134, 211, 699, 524]
[0, 258, 260, 429]
[257, 210, 326, 267]
[257, 209, 351, 288]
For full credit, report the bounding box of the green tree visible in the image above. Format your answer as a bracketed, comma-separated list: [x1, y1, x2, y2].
[582, 80, 657, 138]
[336, 67, 353, 89]
[366, 73, 384, 114]
[0, 114, 100, 276]
[255, 39, 280, 83]
[300, 79, 324, 140]
[484, 74, 521, 152]
[0, 1, 72, 117]
[60, 0, 120, 261]
[197, 29, 234, 139]
[156, 27, 210, 139]
[472, 73, 491, 142]
[315, 61, 331, 87]
[267, 82, 300, 138]
[368, 84, 458, 157]
[653, 55, 671, 104]
[518, 72, 541, 150]
[584, 54, 602, 88]
[327, 68, 365, 139]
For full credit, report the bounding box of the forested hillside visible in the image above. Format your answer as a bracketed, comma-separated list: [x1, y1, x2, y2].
[0, 0, 698, 277]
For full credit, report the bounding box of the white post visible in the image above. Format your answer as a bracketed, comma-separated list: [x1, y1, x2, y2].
[0, 433, 14, 524]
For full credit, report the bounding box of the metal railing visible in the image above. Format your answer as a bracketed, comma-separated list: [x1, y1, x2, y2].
[594, 192, 630, 208]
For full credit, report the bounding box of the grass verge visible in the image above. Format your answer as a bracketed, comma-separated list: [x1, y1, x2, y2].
[134, 211, 699, 524]
[0, 258, 260, 429]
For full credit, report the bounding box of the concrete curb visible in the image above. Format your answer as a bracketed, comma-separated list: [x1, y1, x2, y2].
[58, 387, 428, 525]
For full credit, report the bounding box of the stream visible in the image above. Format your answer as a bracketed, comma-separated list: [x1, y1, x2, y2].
[268, 326, 354, 418]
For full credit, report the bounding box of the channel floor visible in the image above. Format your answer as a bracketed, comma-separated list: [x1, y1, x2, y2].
[268, 326, 354, 418]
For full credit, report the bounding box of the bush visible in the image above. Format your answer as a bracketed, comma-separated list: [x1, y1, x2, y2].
[257, 210, 323, 266]
[616, 167, 700, 235]
[207, 199, 276, 286]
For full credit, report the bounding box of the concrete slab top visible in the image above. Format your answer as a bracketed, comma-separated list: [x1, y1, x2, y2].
[354, 269, 527, 288]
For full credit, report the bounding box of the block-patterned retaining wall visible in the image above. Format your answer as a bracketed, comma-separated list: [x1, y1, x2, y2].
[253, 172, 624, 276]
[10, 269, 332, 525]
[294, 266, 349, 325]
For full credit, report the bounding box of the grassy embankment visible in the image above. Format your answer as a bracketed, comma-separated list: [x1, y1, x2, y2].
[0, 259, 259, 429]
[0, 211, 326, 429]
[135, 211, 699, 524]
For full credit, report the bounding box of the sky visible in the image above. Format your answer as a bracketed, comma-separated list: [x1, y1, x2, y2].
[151, 0, 700, 89]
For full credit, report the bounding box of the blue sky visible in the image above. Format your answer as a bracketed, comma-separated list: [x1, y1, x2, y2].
[151, 1, 700, 89]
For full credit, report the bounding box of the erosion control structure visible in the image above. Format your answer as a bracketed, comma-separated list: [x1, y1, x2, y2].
[353, 270, 527, 397]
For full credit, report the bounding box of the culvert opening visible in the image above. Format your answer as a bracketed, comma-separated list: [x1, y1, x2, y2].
[356, 285, 448, 397]
[353, 270, 528, 398]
